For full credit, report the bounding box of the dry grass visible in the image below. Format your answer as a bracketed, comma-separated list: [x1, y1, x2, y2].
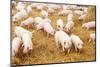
[84, 6, 96, 22]
[12, 2, 96, 65]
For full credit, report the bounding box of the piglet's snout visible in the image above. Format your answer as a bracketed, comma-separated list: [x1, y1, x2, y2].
[28, 49, 32, 55]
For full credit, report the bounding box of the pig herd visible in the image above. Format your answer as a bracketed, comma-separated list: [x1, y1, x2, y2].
[12, 1, 96, 60]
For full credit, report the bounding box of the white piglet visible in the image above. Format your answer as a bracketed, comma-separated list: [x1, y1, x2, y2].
[79, 14, 87, 21]
[34, 16, 43, 25]
[36, 5, 44, 11]
[82, 21, 95, 30]
[20, 9, 28, 19]
[56, 18, 64, 30]
[12, 11, 23, 22]
[22, 33, 33, 55]
[67, 13, 73, 21]
[74, 10, 84, 16]
[58, 10, 72, 16]
[65, 20, 74, 33]
[47, 8, 55, 15]
[14, 26, 33, 38]
[70, 34, 84, 52]
[55, 30, 72, 53]
[41, 10, 48, 18]
[12, 37, 22, 57]
[30, 3, 38, 8]
[26, 5, 33, 14]
[16, 2, 25, 11]
[12, 9, 28, 22]
[65, 13, 74, 33]
[20, 17, 34, 27]
[12, 1, 16, 7]
[43, 21, 54, 38]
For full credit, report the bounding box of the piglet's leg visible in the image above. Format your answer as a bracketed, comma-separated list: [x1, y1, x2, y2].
[62, 46, 65, 52]
[67, 48, 71, 54]
[75, 46, 78, 52]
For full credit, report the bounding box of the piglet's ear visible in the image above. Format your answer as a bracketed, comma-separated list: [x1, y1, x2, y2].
[21, 44, 24, 49]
